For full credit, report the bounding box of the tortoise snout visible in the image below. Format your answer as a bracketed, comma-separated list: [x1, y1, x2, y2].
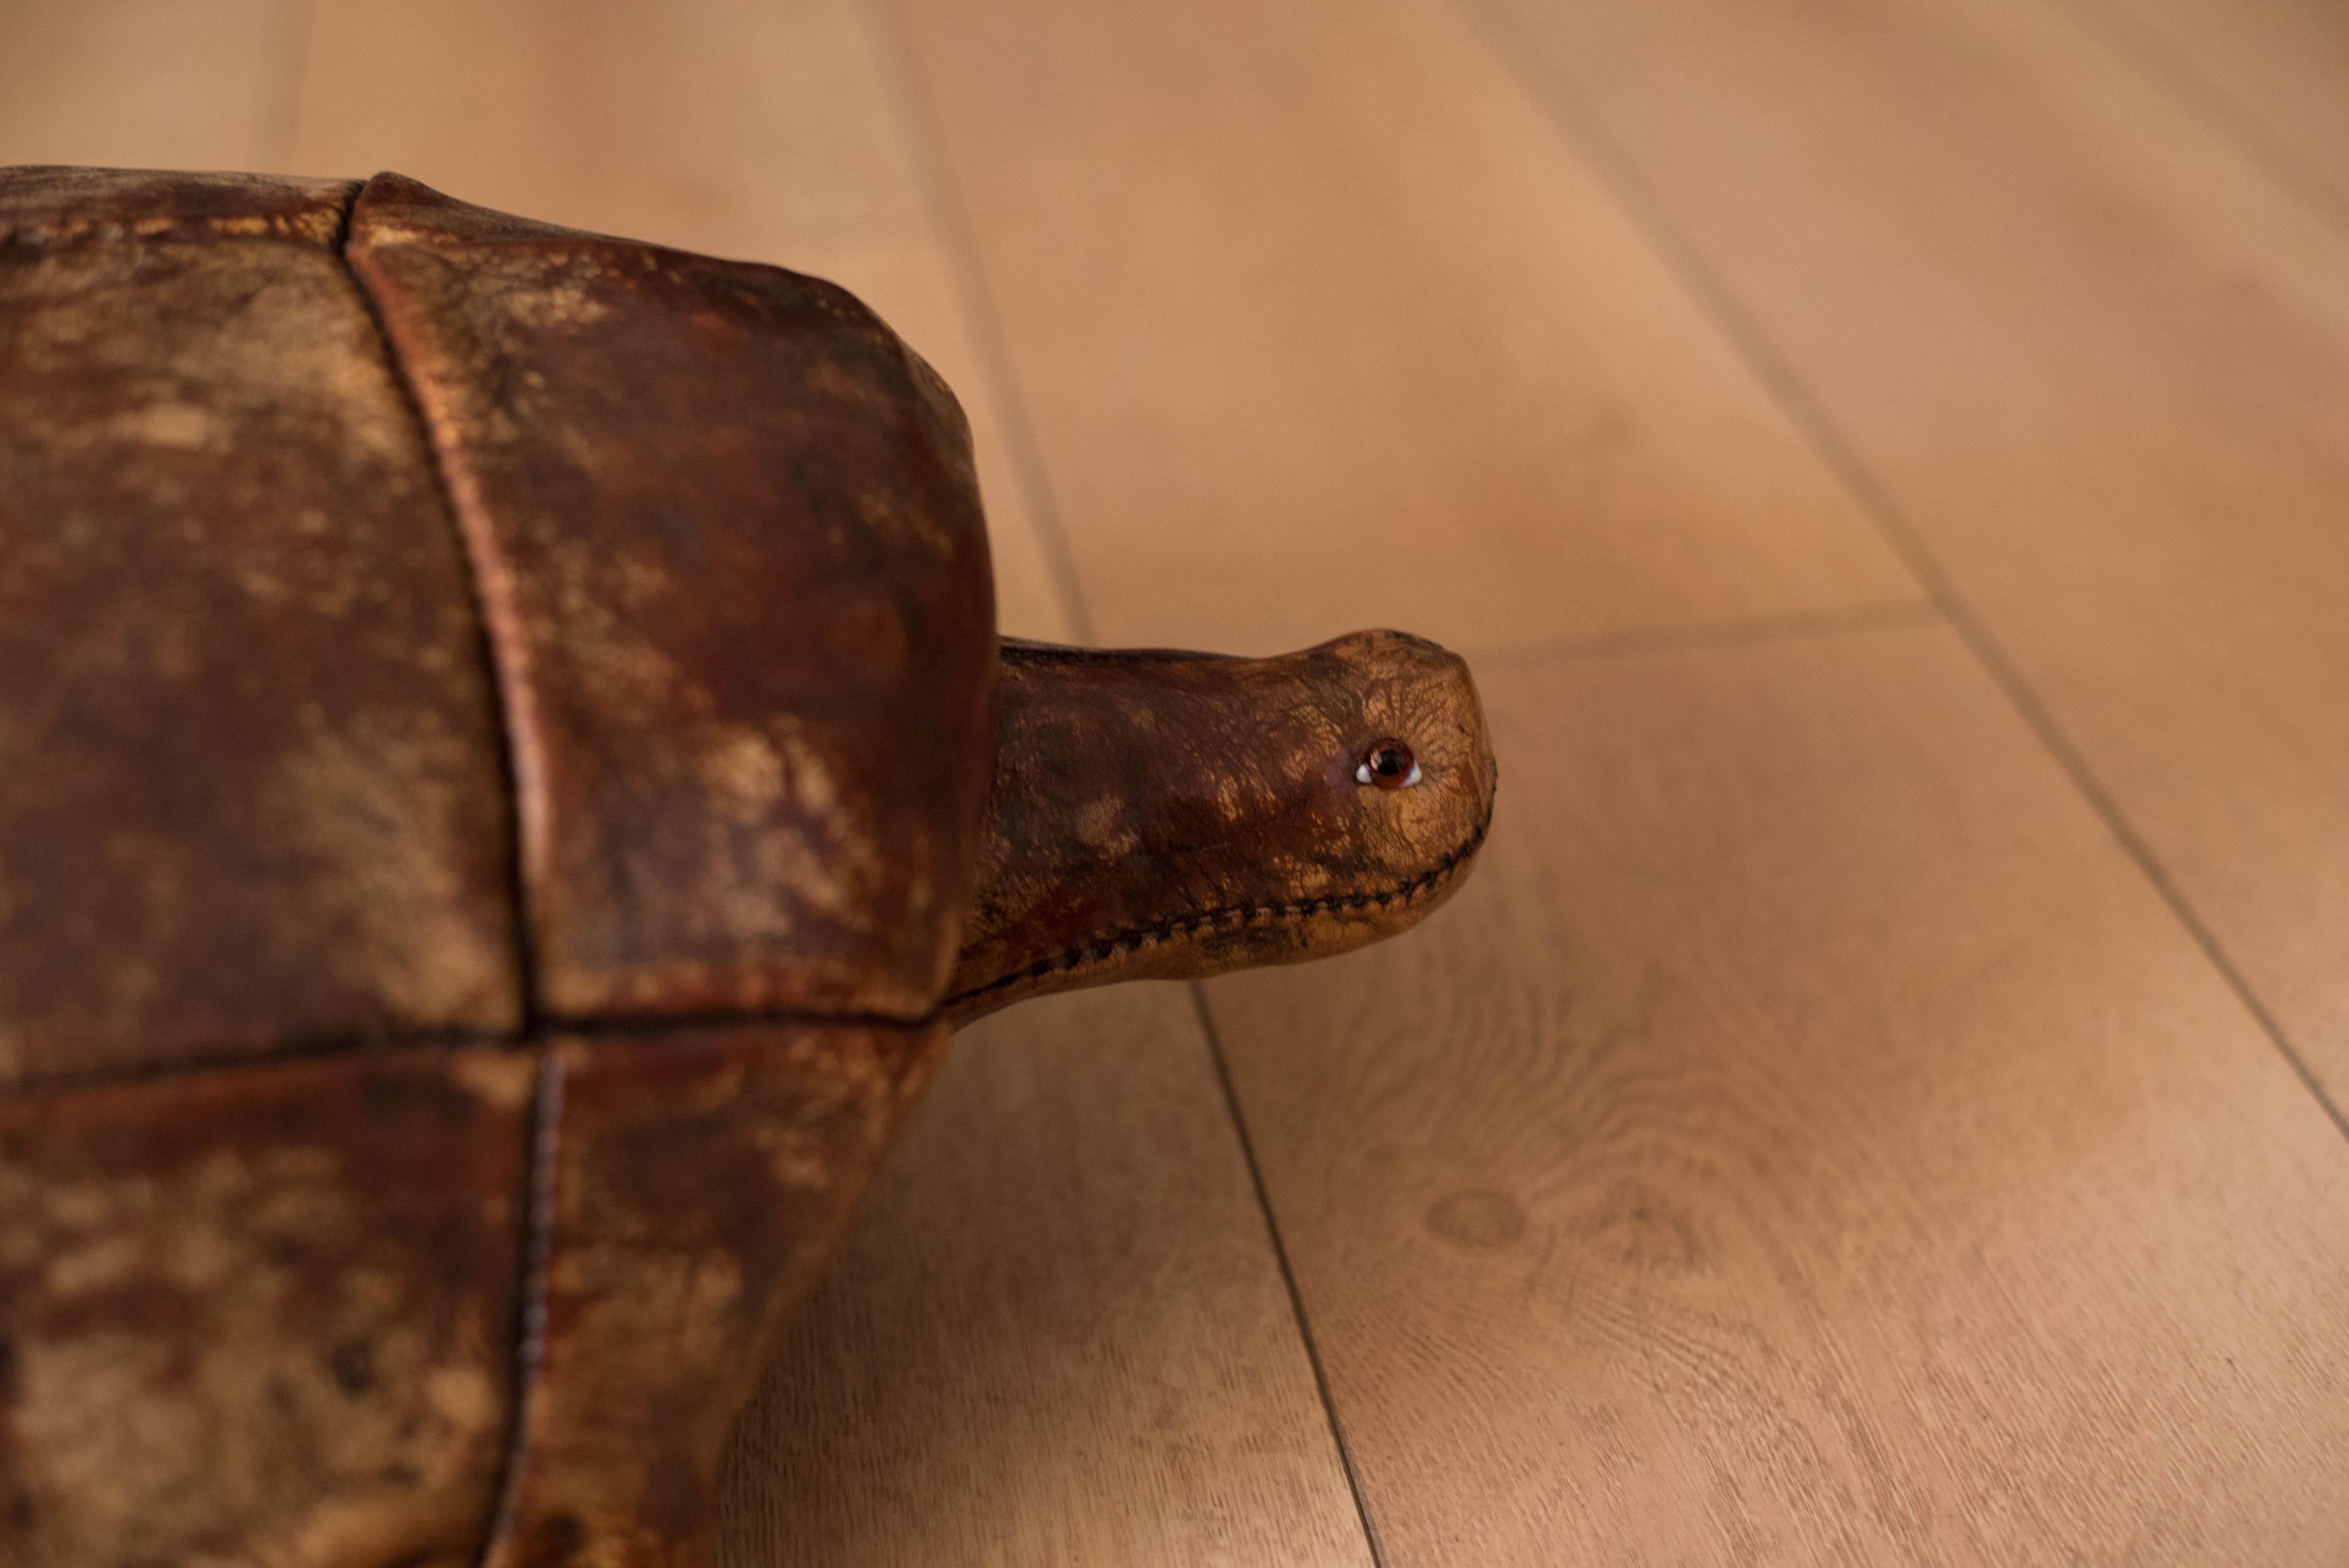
[1314, 629, 1497, 886]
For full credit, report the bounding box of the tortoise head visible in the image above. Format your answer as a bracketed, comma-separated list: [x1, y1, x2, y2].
[946, 629, 1496, 1023]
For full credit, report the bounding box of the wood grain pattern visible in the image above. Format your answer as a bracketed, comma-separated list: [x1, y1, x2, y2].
[721, 985, 1372, 1568]
[887, 0, 1922, 656]
[1209, 621, 2349, 1563]
[17, 0, 2349, 1559]
[1482, 0, 2349, 1100]
[2060, 0, 2349, 212]
[285, 0, 1070, 641]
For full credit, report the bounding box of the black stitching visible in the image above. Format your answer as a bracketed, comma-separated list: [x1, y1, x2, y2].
[946, 804, 1494, 1010]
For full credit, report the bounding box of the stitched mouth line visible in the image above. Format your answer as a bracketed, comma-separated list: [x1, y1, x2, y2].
[945, 803, 1495, 1011]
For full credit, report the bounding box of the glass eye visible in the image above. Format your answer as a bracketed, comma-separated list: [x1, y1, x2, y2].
[1356, 739, 1420, 789]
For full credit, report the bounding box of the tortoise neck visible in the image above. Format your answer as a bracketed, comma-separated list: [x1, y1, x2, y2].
[945, 633, 1495, 1026]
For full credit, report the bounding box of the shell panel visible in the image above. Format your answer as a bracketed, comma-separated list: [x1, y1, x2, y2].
[486, 1018, 947, 1566]
[0, 168, 526, 1084]
[346, 175, 999, 1023]
[0, 1041, 535, 1566]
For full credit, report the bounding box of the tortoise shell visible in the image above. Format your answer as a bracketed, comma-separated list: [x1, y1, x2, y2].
[1, 164, 993, 1568]
[0, 166, 1498, 1568]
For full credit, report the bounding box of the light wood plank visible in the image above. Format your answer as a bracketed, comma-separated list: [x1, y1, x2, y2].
[287, 0, 925, 257]
[0, 0, 296, 171]
[2062, 0, 2349, 212]
[1481, 0, 2349, 1099]
[722, 985, 1372, 1568]
[286, 0, 1069, 640]
[887, 0, 1921, 656]
[1210, 621, 2349, 1563]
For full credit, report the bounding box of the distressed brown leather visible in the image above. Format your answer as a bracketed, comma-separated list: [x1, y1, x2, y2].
[0, 166, 1495, 1568]
[345, 174, 997, 1025]
[0, 1045, 535, 1568]
[488, 1021, 947, 1568]
[947, 631, 1496, 1023]
[0, 168, 523, 1084]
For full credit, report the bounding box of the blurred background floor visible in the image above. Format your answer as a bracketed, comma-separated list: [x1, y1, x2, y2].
[8, 0, 2349, 1560]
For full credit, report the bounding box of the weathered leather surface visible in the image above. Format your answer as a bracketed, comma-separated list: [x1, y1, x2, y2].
[487, 1021, 947, 1568]
[0, 165, 999, 1568]
[0, 165, 353, 246]
[0, 168, 525, 1084]
[947, 630, 1497, 1023]
[0, 166, 1499, 1568]
[0, 1043, 536, 1568]
[345, 174, 998, 1025]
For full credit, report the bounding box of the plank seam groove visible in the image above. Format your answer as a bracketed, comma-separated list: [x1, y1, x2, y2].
[1446, 0, 2349, 1148]
[1467, 597, 1940, 670]
[2031, 0, 2349, 240]
[860, 0, 1099, 644]
[1191, 984, 1391, 1568]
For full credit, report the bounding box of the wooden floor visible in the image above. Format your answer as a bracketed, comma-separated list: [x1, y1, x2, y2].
[9, 0, 2349, 1559]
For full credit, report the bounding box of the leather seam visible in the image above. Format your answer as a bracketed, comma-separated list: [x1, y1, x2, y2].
[945, 801, 1495, 1011]
[330, 182, 544, 1035]
[476, 1049, 564, 1564]
[1, 1005, 943, 1100]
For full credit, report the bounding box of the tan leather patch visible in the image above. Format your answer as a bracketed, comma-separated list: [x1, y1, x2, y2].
[0, 1044, 536, 1568]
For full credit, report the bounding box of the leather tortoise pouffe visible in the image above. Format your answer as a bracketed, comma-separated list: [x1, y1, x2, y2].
[0, 166, 1497, 1568]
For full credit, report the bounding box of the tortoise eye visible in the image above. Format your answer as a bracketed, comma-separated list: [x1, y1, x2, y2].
[1356, 739, 1420, 790]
